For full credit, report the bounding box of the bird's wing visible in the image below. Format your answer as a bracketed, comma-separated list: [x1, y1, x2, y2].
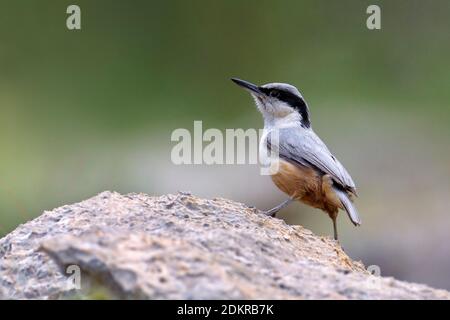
[268, 126, 356, 193]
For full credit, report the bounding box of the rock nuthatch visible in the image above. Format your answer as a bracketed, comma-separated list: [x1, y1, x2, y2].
[232, 78, 361, 240]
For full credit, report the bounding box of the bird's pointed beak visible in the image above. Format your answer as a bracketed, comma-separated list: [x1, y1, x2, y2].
[231, 78, 263, 96]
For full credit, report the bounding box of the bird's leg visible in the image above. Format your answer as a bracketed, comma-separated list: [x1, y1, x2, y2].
[327, 210, 339, 241]
[332, 217, 338, 241]
[262, 198, 293, 217]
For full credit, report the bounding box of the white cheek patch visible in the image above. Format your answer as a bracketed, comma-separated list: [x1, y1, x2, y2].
[271, 100, 296, 117]
[251, 95, 266, 113]
[250, 95, 301, 125]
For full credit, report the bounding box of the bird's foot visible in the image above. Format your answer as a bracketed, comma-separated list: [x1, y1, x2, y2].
[261, 198, 294, 218]
[262, 208, 279, 218]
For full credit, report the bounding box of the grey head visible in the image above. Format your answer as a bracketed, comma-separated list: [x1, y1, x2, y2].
[231, 78, 311, 128]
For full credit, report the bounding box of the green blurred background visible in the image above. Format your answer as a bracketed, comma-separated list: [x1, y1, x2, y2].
[1, 0, 449, 290]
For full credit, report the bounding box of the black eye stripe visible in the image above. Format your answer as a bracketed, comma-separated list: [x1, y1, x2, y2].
[260, 87, 311, 128]
[269, 90, 279, 97]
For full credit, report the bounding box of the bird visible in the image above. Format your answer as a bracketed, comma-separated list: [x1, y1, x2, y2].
[231, 78, 361, 240]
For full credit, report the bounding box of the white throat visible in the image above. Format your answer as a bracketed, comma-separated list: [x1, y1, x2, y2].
[261, 111, 302, 130]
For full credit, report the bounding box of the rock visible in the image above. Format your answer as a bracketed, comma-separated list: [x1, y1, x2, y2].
[0, 191, 449, 299]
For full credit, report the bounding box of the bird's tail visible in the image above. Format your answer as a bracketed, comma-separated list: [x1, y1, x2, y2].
[334, 188, 361, 226]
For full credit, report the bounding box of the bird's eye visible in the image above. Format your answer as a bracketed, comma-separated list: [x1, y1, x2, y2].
[269, 90, 279, 98]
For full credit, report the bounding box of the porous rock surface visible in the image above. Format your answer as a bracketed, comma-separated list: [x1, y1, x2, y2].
[0, 191, 449, 299]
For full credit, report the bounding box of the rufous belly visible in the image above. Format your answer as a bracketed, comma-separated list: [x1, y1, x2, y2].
[270, 159, 342, 215]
